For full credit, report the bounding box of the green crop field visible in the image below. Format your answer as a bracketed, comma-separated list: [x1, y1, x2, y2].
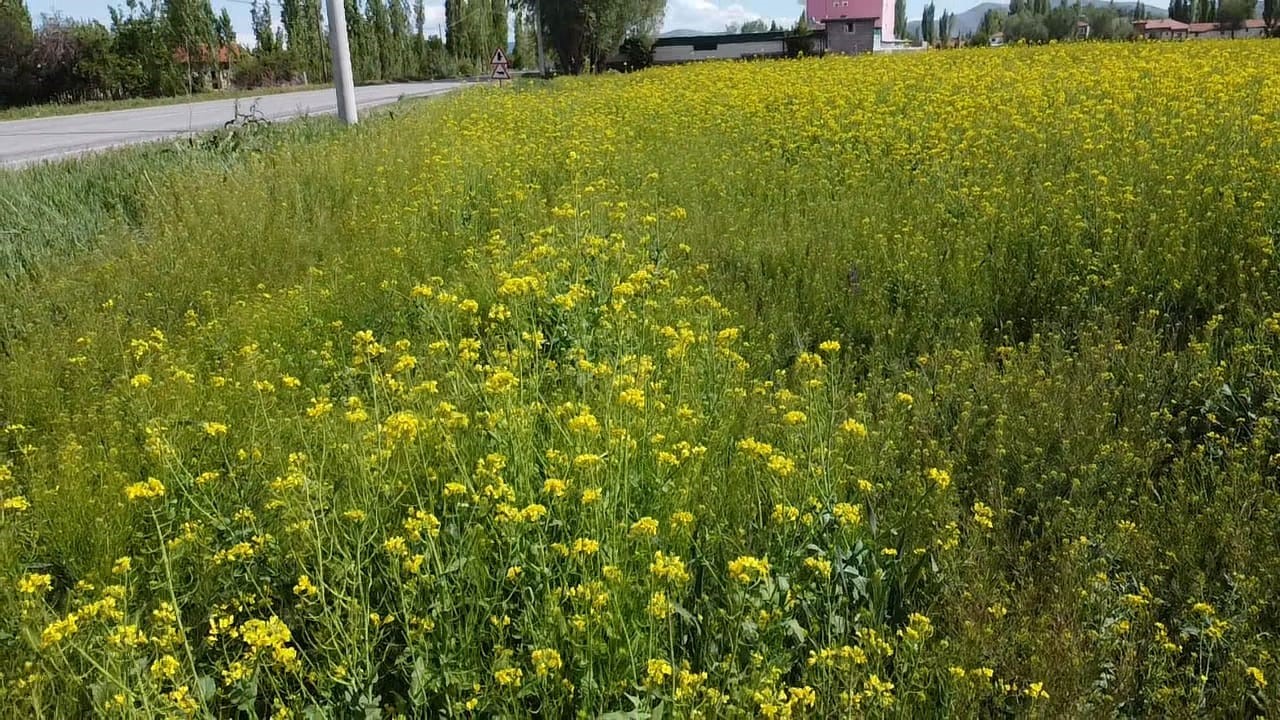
[2, 41, 1280, 717]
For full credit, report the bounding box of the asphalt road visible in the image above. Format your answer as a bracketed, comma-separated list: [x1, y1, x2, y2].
[0, 81, 467, 168]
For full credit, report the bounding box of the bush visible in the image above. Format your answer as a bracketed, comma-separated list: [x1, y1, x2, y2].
[618, 36, 654, 71]
[232, 50, 301, 89]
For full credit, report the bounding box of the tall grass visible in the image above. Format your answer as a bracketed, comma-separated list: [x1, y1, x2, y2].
[0, 116, 357, 287]
[1, 42, 1279, 717]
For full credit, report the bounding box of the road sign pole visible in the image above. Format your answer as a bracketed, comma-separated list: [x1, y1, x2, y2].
[325, 0, 359, 125]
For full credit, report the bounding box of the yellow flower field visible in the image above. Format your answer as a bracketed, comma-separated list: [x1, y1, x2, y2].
[2, 40, 1280, 716]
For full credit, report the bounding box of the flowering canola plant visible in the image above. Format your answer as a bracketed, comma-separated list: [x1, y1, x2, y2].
[2, 40, 1280, 717]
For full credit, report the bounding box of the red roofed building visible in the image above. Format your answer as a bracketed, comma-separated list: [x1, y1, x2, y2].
[173, 45, 242, 65]
[1136, 17, 1269, 39]
[1132, 19, 1190, 39]
[1191, 18, 1270, 37]
[173, 44, 243, 89]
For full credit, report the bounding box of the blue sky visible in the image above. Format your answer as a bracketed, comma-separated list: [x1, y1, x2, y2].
[25, 0, 962, 47]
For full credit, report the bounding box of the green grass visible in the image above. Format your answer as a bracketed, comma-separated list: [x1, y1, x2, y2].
[0, 116, 346, 287]
[1, 43, 1280, 717]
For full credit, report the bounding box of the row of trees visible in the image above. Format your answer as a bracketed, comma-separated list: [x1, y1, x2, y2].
[522, 0, 663, 74]
[1168, 0, 1261, 30]
[2, 0, 665, 109]
[980, 0, 1156, 44]
[724, 18, 782, 32]
[918, 3, 957, 44]
[954, 0, 1270, 46]
[0, 0, 241, 106]
[443, 0, 508, 73]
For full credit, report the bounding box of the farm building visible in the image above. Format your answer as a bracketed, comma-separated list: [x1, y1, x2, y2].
[1132, 18, 1269, 39]
[1132, 19, 1191, 38]
[805, 0, 922, 54]
[1186, 19, 1269, 38]
[651, 31, 789, 64]
[647, 0, 920, 65]
[806, 0, 889, 53]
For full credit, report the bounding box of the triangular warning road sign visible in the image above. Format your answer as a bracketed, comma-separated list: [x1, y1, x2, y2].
[491, 47, 509, 66]
[491, 63, 512, 80]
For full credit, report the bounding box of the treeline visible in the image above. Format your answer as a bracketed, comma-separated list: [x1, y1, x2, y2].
[0, 0, 665, 110]
[0, 0, 239, 105]
[1167, 0, 1266, 26]
[913, 0, 1155, 45]
[0, 0, 470, 108]
[919, 0, 1271, 46]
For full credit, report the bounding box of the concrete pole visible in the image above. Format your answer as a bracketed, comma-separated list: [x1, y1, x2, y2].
[325, 0, 359, 125]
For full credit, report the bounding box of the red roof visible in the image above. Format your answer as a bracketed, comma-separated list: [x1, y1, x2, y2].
[810, 0, 883, 22]
[1184, 18, 1267, 32]
[1135, 19, 1189, 30]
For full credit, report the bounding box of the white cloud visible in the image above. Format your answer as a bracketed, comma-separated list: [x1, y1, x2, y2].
[421, 4, 447, 36]
[661, 0, 792, 31]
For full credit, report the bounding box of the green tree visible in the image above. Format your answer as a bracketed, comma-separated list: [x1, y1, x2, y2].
[489, 0, 506, 56]
[251, 0, 276, 52]
[215, 7, 234, 45]
[110, 0, 183, 96]
[164, 0, 216, 89]
[512, 9, 534, 67]
[282, 0, 326, 81]
[518, 0, 662, 75]
[1044, 0, 1075, 38]
[387, 0, 411, 78]
[1005, 9, 1048, 40]
[445, 0, 457, 53]
[364, 0, 390, 79]
[0, 0, 35, 105]
[1265, 0, 1277, 35]
[981, 7, 1005, 33]
[921, 1, 935, 44]
[1216, 0, 1252, 34]
[894, 0, 906, 37]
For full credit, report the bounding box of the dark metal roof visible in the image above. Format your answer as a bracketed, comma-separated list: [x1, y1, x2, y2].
[652, 30, 793, 47]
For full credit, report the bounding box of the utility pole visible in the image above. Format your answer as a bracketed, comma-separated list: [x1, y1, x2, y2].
[534, 0, 547, 77]
[325, 0, 359, 124]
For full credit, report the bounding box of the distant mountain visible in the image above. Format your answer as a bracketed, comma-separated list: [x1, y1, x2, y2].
[659, 29, 714, 38]
[907, 0, 1169, 37]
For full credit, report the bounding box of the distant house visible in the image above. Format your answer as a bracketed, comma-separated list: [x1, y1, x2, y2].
[804, 0, 924, 53]
[173, 45, 242, 89]
[1132, 19, 1190, 39]
[1188, 18, 1269, 38]
[807, 0, 884, 53]
[1135, 17, 1268, 39]
[988, 31, 1006, 46]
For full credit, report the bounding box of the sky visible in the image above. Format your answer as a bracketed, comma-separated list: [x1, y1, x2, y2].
[24, 0, 959, 47]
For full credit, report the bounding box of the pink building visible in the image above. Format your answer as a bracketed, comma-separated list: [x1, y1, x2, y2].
[806, 0, 896, 53]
